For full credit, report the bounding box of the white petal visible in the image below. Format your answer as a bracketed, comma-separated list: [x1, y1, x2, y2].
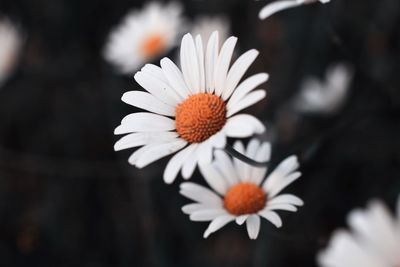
[181, 144, 199, 179]
[134, 139, 187, 168]
[246, 215, 261, 239]
[249, 142, 271, 185]
[265, 171, 301, 198]
[195, 35, 206, 93]
[127, 145, 154, 166]
[258, 210, 282, 228]
[262, 155, 299, 194]
[134, 71, 180, 106]
[141, 64, 168, 83]
[190, 208, 227, 221]
[114, 132, 178, 151]
[266, 204, 298, 212]
[160, 57, 190, 99]
[242, 138, 261, 182]
[214, 36, 237, 96]
[121, 91, 175, 116]
[227, 73, 269, 110]
[196, 140, 213, 165]
[199, 162, 229, 195]
[232, 140, 247, 182]
[114, 112, 175, 134]
[203, 215, 235, 238]
[180, 182, 222, 206]
[164, 144, 197, 184]
[223, 114, 265, 138]
[236, 215, 249, 225]
[182, 203, 210, 214]
[205, 31, 219, 93]
[227, 90, 266, 117]
[259, 0, 302, 20]
[268, 194, 304, 206]
[222, 49, 259, 100]
[180, 33, 200, 94]
[208, 131, 227, 149]
[214, 150, 239, 186]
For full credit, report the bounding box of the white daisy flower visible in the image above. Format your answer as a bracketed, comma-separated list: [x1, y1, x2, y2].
[114, 32, 268, 184]
[292, 63, 353, 115]
[103, 2, 185, 74]
[0, 18, 23, 87]
[180, 139, 303, 239]
[318, 195, 400, 267]
[259, 0, 331, 20]
[191, 15, 230, 48]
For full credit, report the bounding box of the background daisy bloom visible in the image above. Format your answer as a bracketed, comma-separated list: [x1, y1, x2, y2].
[318, 196, 400, 267]
[114, 32, 268, 183]
[293, 63, 353, 115]
[180, 139, 303, 239]
[259, 0, 330, 20]
[0, 18, 23, 87]
[103, 2, 184, 74]
[190, 15, 230, 48]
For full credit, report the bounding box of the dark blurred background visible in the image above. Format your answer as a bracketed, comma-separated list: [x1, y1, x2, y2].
[0, 0, 400, 266]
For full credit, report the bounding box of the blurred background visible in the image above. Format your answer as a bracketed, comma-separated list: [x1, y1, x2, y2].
[0, 0, 400, 266]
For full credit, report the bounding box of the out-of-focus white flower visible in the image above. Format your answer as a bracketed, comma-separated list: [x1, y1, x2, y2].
[191, 16, 230, 48]
[293, 63, 353, 115]
[259, 0, 331, 20]
[103, 2, 185, 74]
[114, 32, 268, 184]
[180, 139, 303, 239]
[318, 196, 400, 267]
[0, 18, 23, 87]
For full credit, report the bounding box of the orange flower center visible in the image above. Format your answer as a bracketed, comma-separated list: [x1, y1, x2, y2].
[175, 93, 227, 143]
[140, 34, 166, 58]
[224, 183, 267, 215]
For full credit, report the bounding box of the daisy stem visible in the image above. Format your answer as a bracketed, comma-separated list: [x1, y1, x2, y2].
[224, 145, 268, 167]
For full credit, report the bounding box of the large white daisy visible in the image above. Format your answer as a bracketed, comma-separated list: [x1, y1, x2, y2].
[318, 196, 400, 267]
[259, 0, 331, 20]
[103, 2, 185, 74]
[180, 139, 303, 239]
[0, 18, 23, 87]
[114, 32, 268, 183]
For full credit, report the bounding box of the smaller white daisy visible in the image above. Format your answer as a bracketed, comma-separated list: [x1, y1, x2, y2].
[293, 63, 353, 115]
[259, 0, 331, 20]
[180, 139, 303, 239]
[191, 15, 230, 48]
[318, 195, 400, 267]
[103, 2, 185, 74]
[0, 18, 23, 87]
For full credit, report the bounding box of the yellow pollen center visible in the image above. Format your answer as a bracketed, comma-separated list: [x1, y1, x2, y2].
[224, 183, 267, 216]
[175, 93, 227, 143]
[140, 34, 166, 58]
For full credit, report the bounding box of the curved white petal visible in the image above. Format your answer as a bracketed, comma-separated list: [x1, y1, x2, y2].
[114, 132, 178, 151]
[266, 203, 298, 212]
[213, 150, 239, 186]
[180, 182, 223, 206]
[164, 144, 197, 183]
[268, 194, 304, 206]
[114, 112, 175, 134]
[121, 91, 175, 116]
[195, 35, 206, 93]
[222, 49, 259, 100]
[190, 208, 228, 221]
[160, 57, 190, 99]
[205, 31, 219, 93]
[236, 215, 249, 225]
[223, 114, 265, 138]
[214, 36, 237, 96]
[227, 90, 266, 117]
[258, 210, 282, 228]
[182, 203, 210, 214]
[199, 162, 229, 195]
[196, 140, 213, 165]
[249, 142, 271, 185]
[203, 215, 235, 238]
[180, 33, 200, 94]
[134, 139, 187, 168]
[141, 64, 168, 83]
[181, 144, 199, 179]
[259, 0, 302, 20]
[246, 215, 261, 239]
[227, 73, 269, 109]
